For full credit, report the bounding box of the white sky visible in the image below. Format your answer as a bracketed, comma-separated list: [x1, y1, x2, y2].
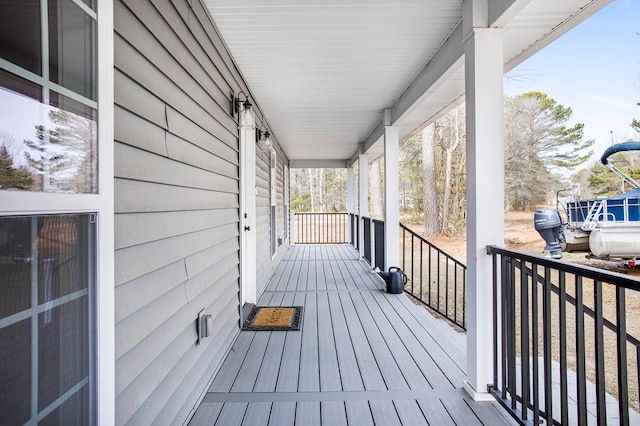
[503, 0, 640, 162]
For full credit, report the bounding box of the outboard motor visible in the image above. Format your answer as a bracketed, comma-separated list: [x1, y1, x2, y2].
[534, 209, 566, 259]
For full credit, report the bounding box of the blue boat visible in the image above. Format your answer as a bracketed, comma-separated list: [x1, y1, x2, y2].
[537, 142, 640, 263]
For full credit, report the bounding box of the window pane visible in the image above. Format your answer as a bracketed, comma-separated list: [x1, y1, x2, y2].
[39, 383, 89, 426]
[39, 297, 89, 411]
[0, 217, 33, 319]
[37, 215, 90, 304]
[0, 214, 94, 424]
[41, 94, 98, 193]
[0, 320, 31, 425]
[0, 0, 42, 75]
[0, 83, 98, 193]
[0, 68, 43, 102]
[49, 0, 96, 101]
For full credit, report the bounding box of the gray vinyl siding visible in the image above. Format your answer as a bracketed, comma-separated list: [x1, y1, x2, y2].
[113, 0, 288, 424]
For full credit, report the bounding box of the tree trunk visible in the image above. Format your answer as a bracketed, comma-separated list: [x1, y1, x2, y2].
[307, 169, 315, 211]
[319, 168, 325, 212]
[422, 124, 439, 236]
[370, 159, 384, 218]
[442, 108, 461, 233]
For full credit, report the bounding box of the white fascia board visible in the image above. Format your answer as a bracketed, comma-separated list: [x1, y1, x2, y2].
[503, 0, 612, 72]
[391, 23, 465, 126]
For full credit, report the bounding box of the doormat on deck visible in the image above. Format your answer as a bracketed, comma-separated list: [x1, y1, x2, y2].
[242, 306, 303, 331]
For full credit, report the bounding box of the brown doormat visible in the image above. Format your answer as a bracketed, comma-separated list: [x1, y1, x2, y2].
[242, 306, 303, 331]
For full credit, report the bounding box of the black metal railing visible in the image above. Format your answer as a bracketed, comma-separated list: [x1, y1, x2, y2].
[349, 213, 359, 249]
[294, 212, 349, 244]
[362, 216, 372, 263]
[400, 223, 466, 330]
[373, 218, 385, 271]
[487, 245, 640, 426]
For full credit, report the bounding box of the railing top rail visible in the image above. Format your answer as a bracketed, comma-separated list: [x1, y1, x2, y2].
[400, 222, 466, 269]
[294, 211, 348, 215]
[487, 245, 640, 291]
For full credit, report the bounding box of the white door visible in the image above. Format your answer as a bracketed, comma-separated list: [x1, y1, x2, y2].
[238, 105, 257, 310]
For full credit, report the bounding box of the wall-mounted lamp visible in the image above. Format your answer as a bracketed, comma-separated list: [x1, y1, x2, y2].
[233, 90, 252, 117]
[256, 125, 272, 150]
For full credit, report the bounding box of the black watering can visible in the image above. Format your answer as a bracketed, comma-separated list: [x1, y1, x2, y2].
[379, 267, 407, 294]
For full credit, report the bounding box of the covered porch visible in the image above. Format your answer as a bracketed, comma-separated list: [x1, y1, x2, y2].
[190, 244, 513, 425]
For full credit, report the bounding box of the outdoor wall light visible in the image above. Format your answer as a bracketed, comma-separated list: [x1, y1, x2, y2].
[233, 90, 252, 117]
[256, 125, 272, 150]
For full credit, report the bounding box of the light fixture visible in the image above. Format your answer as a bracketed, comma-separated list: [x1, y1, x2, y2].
[256, 125, 272, 150]
[255, 125, 267, 143]
[233, 90, 252, 117]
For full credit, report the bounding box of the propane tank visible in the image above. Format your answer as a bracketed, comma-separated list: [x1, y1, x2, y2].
[534, 209, 565, 259]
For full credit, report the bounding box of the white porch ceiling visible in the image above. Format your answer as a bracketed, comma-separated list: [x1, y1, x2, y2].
[205, 0, 610, 166]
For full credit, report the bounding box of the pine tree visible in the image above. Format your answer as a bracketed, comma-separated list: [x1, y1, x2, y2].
[0, 145, 34, 190]
[504, 92, 593, 210]
[23, 108, 97, 193]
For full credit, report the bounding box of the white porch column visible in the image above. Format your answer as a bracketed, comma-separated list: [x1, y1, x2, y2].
[463, 0, 504, 399]
[347, 166, 356, 244]
[358, 154, 369, 258]
[384, 112, 399, 269]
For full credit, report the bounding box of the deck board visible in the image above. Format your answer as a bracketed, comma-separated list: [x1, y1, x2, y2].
[417, 398, 456, 425]
[317, 292, 342, 391]
[191, 245, 516, 426]
[394, 399, 430, 426]
[241, 402, 272, 426]
[327, 292, 365, 391]
[298, 292, 319, 392]
[275, 292, 305, 392]
[294, 401, 319, 425]
[345, 400, 375, 426]
[338, 291, 387, 391]
[269, 402, 296, 425]
[370, 400, 402, 425]
[321, 401, 348, 426]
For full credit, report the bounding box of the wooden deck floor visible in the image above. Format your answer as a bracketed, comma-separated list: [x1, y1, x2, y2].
[190, 245, 515, 425]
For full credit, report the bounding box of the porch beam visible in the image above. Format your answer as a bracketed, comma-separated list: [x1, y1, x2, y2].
[384, 111, 399, 270]
[463, 0, 504, 399]
[289, 159, 349, 169]
[355, 0, 560, 162]
[358, 154, 369, 258]
[488, 0, 532, 27]
[360, 22, 464, 155]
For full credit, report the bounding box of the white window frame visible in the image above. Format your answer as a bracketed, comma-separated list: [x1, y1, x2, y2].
[283, 164, 289, 243]
[0, 2, 114, 424]
[269, 148, 277, 258]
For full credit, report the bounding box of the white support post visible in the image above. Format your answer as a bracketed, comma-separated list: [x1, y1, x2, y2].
[347, 166, 356, 244]
[358, 154, 369, 259]
[463, 0, 504, 400]
[384, 119, 399, 270]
